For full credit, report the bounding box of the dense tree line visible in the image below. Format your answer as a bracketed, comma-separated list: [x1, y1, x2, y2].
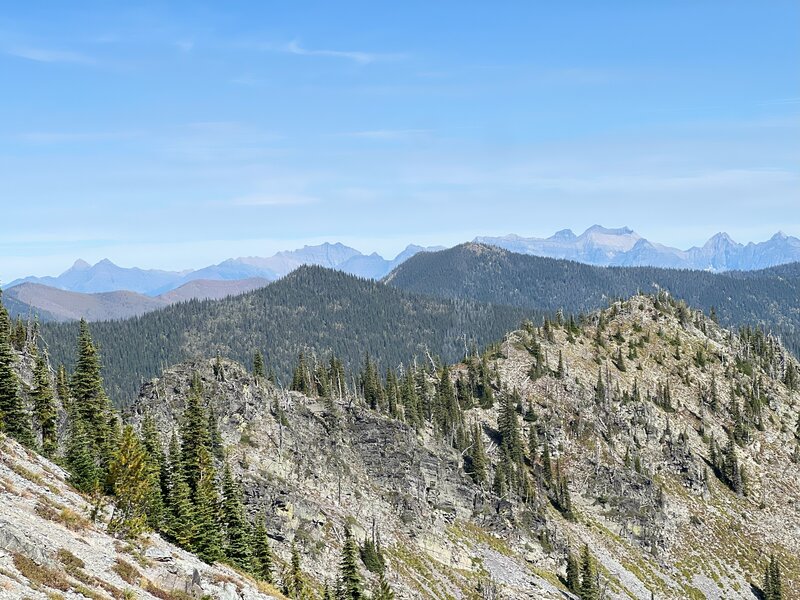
[0, 298, 397, 599]
[41, 266, 533, 406]
[385, 243, 800, 357]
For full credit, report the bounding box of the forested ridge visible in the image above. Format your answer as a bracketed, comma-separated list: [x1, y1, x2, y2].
[41, 266, 534, 406]
[386, 243, 800, 357]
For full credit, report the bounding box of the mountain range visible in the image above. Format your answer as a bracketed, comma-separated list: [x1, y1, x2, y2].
[475, 225, 800, 270]
[5, 242, 442, 296]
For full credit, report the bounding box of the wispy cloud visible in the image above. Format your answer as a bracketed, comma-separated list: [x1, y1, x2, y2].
[6, 46, 97, 65]
[282, 40, 403, 65]
[229, 194, 318, 207]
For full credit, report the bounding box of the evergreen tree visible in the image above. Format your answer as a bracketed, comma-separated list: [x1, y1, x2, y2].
[566, 550, 581, 594]
[140, 413, 166, 528]
[71, 319, 112, 460]
[579, 544, 598, 600]
[108, 426, 151, 538]
[253, 350, 266, 381]
[65, 409, 99, 493]
[191, 446, 222, 563]
[253, 513, 274, 584]
[594, 369, 605, 403]
[466, 422, 488, 486]
[165, 432, 193, 548]
[290, 352, 312, 395]
[181, 376, 212, 493]
[498, 392, 522, 463]
[221, 462, 253, 571]
[283, 542, 309, 599]
[31, 350, 57, 456]
[339, 525, 363, 600]
[0, 300, 33, 447]
[763, 554, 783, 600]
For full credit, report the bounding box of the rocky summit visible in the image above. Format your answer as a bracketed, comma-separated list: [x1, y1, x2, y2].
[1, 292, 799, 599]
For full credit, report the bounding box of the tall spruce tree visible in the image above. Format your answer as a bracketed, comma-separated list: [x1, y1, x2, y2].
[253, 513, 274, 583]
[253, 350, 266, 381]
[283, 542, 308, 599]
[165, 431, 193, 548]
[466, 422, 488, 486]
[339, 525, 363, 600]
[191, 446, 222, 563]
[65, 408, 99, 493]
[71, 319, 112, 461]
[566, 550, 581, 594]
[221, 461, 253, 571]
[140, 413, 166, 529]
[181, 375, 211, 493]
[0, 299, 33, 447]
[31, 350, 57, 457]
[764, 554, 783, 600]
[580, 544, 598, 600]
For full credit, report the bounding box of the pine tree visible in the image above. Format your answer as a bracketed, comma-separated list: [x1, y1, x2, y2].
[65, 409, 99, 493]
[139, 414, 166, 529]
[71, 319, 112, 460]
[499, 392, 522, 463]
[0, 300, 34, 447]
[466, 423, 488, 486]
[764, 554, 783, 600]
[165, 432, 193, 548]
[283, 542, 308, 599]
[191, 446, 222, 563]
[593, 371, 605, 406]
[181, 376, 211, 493]
[580, 544, 598, 600]
[566, 550, 581, 594]
[221, 462, 253, 571]
[253, 513, 274, 583]
[31, 350, 57, 456]
[108, 426, 152, 539]
[339, 525, 363, 600]
[253, 350, 266, 381]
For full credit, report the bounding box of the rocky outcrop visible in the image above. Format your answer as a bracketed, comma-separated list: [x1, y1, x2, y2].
[0, 433, 282, 599]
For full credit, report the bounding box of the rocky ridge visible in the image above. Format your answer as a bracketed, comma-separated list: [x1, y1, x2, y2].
[128, 294, 800, 599]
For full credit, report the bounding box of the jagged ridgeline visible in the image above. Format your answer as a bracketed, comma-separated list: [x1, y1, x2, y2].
[385, 243, 800, 357]
[40, 266, 535, 407]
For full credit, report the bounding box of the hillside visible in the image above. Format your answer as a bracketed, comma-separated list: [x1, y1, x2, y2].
[41, 266, 532, 406]
[125, 293, 800, 598]
[4, 278, 271, 323]
[385, 243, 800, 357]
[5, 282, 168, 322]
[0, 434, 283, 599]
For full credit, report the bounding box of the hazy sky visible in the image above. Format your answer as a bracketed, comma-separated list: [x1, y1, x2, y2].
[1, 1, 799, 281]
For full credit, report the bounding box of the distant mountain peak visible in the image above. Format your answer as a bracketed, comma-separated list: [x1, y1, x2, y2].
[70, 259, 91, 271]
[550, 228, 576, 240]
[772, 231, 788, 241]
[704, 232, 739, 248]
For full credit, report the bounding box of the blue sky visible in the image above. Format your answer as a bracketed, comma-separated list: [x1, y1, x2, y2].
[1, 1, 798, 280]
